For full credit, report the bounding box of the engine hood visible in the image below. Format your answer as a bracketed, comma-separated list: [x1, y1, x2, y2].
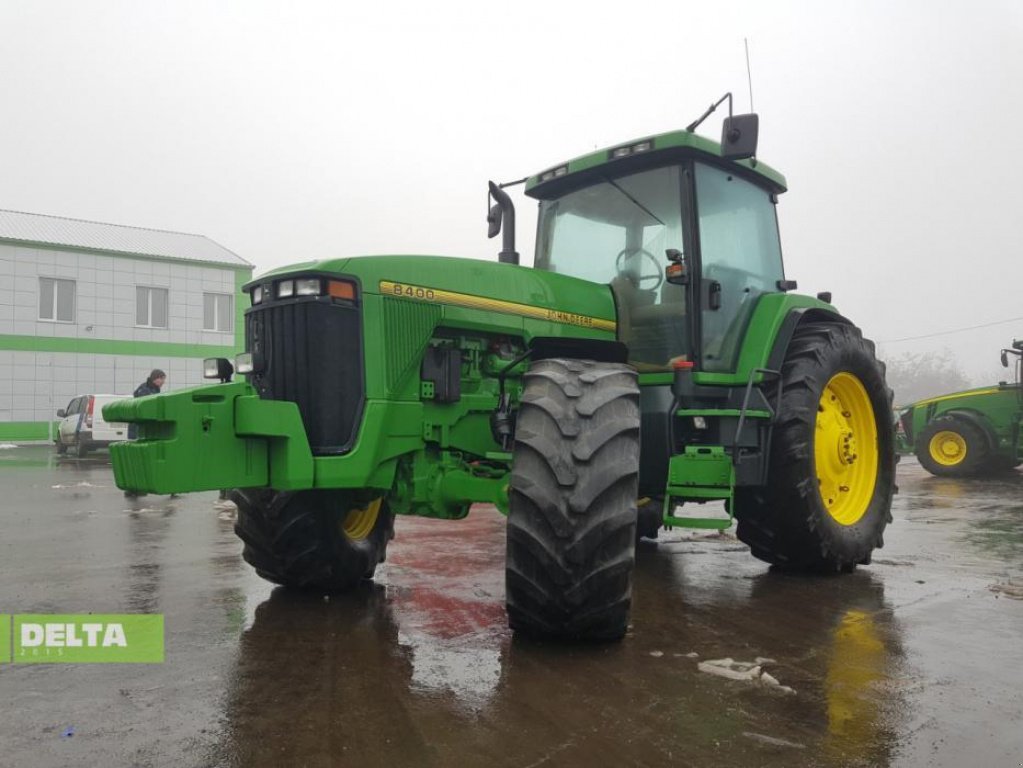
[257, 254, 618, 335]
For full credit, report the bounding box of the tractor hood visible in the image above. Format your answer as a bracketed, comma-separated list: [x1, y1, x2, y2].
[907, 384, 1010, 410]
[250, 254, 619, 337]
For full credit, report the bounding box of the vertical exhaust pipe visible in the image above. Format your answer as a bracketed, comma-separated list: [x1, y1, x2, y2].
[487, 181, 519, 265]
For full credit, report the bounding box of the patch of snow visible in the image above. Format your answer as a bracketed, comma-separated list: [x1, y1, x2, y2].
[697, 657, 795, 694]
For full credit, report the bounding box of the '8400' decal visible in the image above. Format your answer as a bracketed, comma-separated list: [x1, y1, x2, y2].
[378, 280, 616, 332]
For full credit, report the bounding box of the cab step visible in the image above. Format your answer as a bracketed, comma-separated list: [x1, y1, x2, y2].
[663, 445, 735, 530]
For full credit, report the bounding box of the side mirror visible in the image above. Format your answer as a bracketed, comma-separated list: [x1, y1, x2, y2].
[1002, 350, 1010, 368]
[721, 113, 759, 160]
[487, 204, 502, 239]
[57, 409, 66, 418]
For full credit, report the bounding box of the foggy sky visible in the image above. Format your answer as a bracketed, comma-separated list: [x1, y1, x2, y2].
[1, 0, 1021, 382]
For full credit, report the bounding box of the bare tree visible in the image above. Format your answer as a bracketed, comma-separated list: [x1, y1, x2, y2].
[882, 348, 972, 406]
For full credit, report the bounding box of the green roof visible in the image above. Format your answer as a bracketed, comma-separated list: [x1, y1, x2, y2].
[525, 128, 786, 197]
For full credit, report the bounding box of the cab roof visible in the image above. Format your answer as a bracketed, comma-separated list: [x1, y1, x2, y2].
[525, 127, 787, 199]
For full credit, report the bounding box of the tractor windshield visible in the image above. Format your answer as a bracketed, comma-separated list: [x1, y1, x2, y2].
[535, 165, 688, 369]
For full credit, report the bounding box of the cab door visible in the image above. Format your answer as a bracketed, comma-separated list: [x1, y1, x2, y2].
[694, 163, 785, 372]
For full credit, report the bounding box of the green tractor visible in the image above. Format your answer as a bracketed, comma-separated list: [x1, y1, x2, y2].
[105, 97, 896, 641]
[898, 341, 1023, 477]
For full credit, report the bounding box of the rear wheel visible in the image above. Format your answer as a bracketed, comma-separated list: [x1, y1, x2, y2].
[506, 358, 640, 641]
[735, 322, 895, 572]
[55, 441, 67, 455]
[231, 489, 394, 591]
[915, 416, 990, 477]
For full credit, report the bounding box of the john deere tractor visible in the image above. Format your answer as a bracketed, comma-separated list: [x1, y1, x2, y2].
[899, 341, 1023, 477]
[106, 98, 896, 641]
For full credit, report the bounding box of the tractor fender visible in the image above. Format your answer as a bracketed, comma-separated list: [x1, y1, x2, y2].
[933, 409, 1000, 454]
[528, 336, 629, 365]
[765, 306, 853, 372]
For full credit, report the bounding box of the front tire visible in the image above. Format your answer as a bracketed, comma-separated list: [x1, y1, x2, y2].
[735, 323, 895, 571]
[506, 358, 640, 641]
[915, 416, 990, 477]
[74, 439, 88, 459]
[231, 489, 394, 591]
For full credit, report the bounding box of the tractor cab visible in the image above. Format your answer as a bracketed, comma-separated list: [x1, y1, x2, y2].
[522, 124, 789, 374]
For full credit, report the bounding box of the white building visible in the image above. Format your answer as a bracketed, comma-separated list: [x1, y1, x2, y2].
[0, 209, 252, 442]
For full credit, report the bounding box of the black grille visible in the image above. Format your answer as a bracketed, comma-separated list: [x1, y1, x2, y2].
[246, 297, 364, 455]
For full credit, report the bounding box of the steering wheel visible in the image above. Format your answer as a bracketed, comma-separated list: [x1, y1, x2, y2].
[615, 248, 663, 290]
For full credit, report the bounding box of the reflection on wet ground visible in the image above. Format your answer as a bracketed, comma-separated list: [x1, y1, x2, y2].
[0, 447, 1021, 766]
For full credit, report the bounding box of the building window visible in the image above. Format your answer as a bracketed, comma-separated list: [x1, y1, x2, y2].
[39, 277, 76, 322]
[136, 286, 169, 328]
[203, 293, 233, 332]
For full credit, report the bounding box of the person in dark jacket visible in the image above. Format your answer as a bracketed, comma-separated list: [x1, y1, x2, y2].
[124, 370, 166, 499]
[127, 369, 166, 440]
[133, 369, 166, 399]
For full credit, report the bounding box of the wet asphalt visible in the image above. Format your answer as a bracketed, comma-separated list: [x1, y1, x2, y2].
[0, 445, 1021, 767]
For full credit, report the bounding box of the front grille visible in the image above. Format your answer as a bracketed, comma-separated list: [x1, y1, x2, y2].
[246, 296, 364, 455]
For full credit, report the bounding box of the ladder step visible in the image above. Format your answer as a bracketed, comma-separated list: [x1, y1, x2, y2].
[664, 515, 732, 530]
[665, 485, 731, 500]
[675, 408, 772, 418]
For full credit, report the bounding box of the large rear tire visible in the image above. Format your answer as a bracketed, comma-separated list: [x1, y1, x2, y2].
[915, 415, 990, 477]
[231, 489, 394, 591]
[506, 358, 640, 641]
[735, 322, 895, 572]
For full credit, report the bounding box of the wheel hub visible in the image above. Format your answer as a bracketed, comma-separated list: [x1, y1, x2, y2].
[341, 498, 382, 541]
[929, 430, 967, 466]
[815, 373, 879, 526]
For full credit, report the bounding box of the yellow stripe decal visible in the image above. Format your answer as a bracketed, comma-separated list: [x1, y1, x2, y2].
[379, 280, 617, 332]
[913, 387, 1001, 407]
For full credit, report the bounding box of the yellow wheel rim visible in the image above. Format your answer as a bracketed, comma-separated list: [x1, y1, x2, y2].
[341, 497, 382, 541]
[815, 372, 879, 526]
[928, 430, 967, 466]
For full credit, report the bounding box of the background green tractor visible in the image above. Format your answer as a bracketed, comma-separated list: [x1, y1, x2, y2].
[898, 341, 1023, 477]
[106, 97, 896, 641]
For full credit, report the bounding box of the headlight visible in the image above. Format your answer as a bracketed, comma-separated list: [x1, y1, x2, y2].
[295, 278, 321, 296]
[277, 280, 294, 298]
[203, 357, 234, 382]
[252, 285, 264, 304]
[235, 351, 264, 375]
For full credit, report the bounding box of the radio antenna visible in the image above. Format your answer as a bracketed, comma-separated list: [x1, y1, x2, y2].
[744, 38, 755, 112]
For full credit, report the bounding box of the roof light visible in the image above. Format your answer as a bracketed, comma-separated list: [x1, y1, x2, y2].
[539, 165, 569, 183]
[277, 280, 294, 298]
[295, 278, 322, 296]
[632, 140, 653, 153]
[611, 146, 631, 159]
